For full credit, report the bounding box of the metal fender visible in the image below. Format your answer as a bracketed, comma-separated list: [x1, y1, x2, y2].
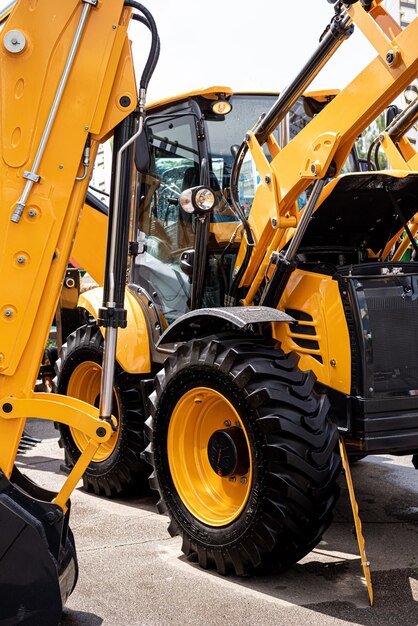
[78, 287, 151, 375]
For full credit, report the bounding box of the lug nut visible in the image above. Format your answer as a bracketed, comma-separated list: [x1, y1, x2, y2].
[228, 476, 236, 482]
[240, 476, 247, 484]
[224, 420, 231, 427]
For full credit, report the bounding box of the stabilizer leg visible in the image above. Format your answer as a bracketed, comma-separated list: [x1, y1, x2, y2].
[339, 436, 373, 606]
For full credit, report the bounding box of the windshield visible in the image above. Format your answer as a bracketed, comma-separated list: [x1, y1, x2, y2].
[205, 94, 327, 213]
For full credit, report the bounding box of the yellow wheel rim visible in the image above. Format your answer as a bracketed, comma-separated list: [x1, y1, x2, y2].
[167, 386, 253, 526]
[67, 361, 120, 462]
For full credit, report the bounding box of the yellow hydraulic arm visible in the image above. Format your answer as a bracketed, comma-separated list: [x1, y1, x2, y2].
[0, 0, 136, 485]
[237, 1, 418, 296]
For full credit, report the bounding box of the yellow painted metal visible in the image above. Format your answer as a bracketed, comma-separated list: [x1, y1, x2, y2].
[346, 2, 400, 65]
[79, 287, 151, 375]
[67, 361, 119, 463]
[72, 203, 107, 284]
[149, 86, 234, 110]
[300, 131, 341, 179]
[380, 133, 410, 170]
[168, 387, 252, 526]
[238, 9, 418, 295]
[272, 269, 352, 394]
[391, 219, 418, 261]
[0, 0, 136, 478]
[54, 439, 100, 513]
[0, 393, 115, 505]
[339, 437, 374, 606]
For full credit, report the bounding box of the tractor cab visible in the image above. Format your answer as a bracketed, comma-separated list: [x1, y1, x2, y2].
[134, 88, 341, 323]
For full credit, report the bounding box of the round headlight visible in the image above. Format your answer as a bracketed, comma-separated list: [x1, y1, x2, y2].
[211, 99, 232, 115]
[179, 188, 194, 214]
[194, 188, 215, 212]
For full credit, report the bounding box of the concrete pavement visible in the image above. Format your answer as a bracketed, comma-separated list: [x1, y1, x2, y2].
[17, 419, 418, 626]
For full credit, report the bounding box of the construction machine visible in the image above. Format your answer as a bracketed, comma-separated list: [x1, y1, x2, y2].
[55, 86, 347, 496]
[53, 0, 418, 585]
[2, 0, 418, 621]
[0, 0, 160, 623]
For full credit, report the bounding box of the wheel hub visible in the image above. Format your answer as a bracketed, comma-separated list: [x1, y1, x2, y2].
[207, 427, 249, 477]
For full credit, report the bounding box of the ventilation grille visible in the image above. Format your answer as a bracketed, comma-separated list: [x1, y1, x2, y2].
[285, 309, 323, 363]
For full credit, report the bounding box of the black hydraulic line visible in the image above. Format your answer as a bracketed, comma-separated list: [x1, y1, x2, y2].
[131, 13, 160, 84]
[253, 12, 353, 145]
[387, 98, 418, 144]
[374, 141, 381, 170]
[124, 1, 159, 91]
[227, 9, 353, 304]
[190, 215, 210, 310]
[387, 188, 418, 257]
[366, 138, 377, 171]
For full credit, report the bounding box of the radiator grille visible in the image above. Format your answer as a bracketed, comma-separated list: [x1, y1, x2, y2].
[365, 285, 418, 395]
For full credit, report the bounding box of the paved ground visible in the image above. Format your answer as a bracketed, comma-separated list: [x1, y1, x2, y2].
[17, 419, 418, 626]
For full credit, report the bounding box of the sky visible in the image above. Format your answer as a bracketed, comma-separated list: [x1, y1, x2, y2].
[130, 0, 383, 104]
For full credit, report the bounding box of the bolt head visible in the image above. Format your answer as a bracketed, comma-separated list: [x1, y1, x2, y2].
[265, 174, 271, 184]
[311, 163, 317, 175]
[17, 256, 25, 264]
[228, 476, 236, 482]
[386, 50, 395, 65]
[28, 209, 37, 217]
[4, 309, 13, 317]
[224, 420, 231, 427]
[96, 426, 106, 438]
[240, 476, 247, 484]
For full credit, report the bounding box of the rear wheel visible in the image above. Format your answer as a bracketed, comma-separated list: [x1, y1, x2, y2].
[145, 336, 341, 575]
[56, 324, 148, 497]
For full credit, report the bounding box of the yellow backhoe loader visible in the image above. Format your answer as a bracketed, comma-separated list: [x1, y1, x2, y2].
[2, 0, 418, 622]
[62, 0, 418, 580]
[55, 86, 345, 497]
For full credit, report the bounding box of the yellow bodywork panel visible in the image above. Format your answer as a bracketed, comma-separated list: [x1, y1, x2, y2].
[79, 287, 151, 375]
[0, 0, 136, 476]
[72, 203, 107, 285]
[272, 269, 351, 395]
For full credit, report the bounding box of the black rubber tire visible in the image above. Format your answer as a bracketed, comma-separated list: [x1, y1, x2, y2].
[145, 336, 341, 576]
[56, 324, 148, 497]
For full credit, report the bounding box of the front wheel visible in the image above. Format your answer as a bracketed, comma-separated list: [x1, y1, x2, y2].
[145, 336, 341, 575]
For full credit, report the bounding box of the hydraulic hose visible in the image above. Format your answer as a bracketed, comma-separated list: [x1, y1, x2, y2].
[124, 1, 160, 91]
[228, 140, 255, 303]
[131, 14, 160, 86]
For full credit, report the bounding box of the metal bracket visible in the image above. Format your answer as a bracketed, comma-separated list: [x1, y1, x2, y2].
[339, 437, 374, 606]
[23, 170, 40, 183]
